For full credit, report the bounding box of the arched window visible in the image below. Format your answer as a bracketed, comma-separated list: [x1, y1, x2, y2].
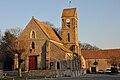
[68, 33, 70, 42]
[30, 30, 36, 39]
[32, 31, 35, 38]
[32, 42, 35, 49]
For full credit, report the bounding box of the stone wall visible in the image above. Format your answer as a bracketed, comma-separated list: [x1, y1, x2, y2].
[4, 71, 18, 76]
[29, 70, 81, 78]
[3, 70, 82, 78]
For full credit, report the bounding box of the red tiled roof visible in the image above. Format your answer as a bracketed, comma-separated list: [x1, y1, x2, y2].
[49, 40, 72, 53]
[81, 49, 120, 59]
[33, 17, 61, 43]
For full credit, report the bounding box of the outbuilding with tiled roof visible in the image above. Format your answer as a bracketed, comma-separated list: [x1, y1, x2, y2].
[81, 49, 120, 73]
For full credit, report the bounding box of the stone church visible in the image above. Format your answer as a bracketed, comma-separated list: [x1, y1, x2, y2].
[14, 8, 81, 73]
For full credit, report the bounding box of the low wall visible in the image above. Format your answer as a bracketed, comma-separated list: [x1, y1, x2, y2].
[3, 70, 82, 77]
[4, 71, 18, 76]
[29, 70, 81, 78]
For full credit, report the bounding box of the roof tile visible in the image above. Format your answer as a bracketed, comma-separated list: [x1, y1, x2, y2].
[33, 17, 61, 43]
[81, 49, 120, 59]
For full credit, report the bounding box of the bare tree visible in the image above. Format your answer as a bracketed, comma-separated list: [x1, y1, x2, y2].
[43, 21, 54, 27]
[107, 56, 120, 69]
[6, 27, 22, 37]
[79, 42, 100, 50]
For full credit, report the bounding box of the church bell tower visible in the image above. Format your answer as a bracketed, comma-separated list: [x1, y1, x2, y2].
[61, 8, 80, 55]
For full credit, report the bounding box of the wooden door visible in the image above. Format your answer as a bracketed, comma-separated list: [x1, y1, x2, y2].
[29, 56, 37, 70]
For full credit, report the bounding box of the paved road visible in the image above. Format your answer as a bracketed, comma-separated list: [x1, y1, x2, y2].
[29, 74, 120, 80]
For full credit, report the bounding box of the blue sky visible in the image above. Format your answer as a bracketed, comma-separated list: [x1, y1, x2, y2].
[0, 0, 120, 49]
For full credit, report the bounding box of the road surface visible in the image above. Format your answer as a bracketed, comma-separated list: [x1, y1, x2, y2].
[29, 74, 120, 80]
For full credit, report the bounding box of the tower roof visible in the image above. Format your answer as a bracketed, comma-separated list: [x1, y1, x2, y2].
[62, 8, 77, 17]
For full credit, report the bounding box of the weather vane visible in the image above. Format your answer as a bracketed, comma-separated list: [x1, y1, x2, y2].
[69, 0, 72, 8]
